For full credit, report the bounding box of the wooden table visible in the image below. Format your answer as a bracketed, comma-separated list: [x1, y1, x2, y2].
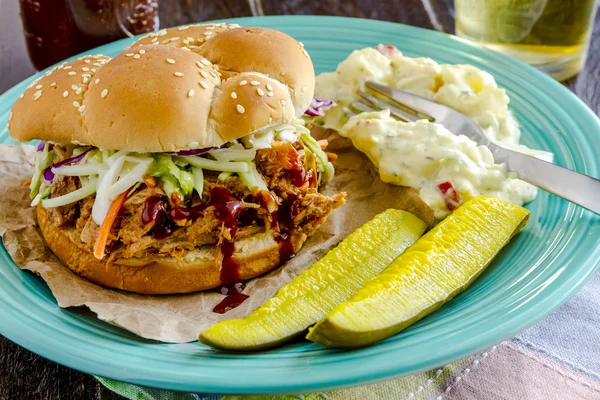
[1, 1, 598, 398]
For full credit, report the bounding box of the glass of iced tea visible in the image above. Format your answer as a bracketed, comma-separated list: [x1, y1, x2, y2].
[19, 0, 159, 71]
[455, 0, 598, 81]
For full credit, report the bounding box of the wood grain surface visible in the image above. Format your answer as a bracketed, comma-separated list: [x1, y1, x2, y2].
[0, 1, 598, 399]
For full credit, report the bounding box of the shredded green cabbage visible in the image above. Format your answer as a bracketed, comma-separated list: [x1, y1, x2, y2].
[176, 156, 249, 172]
[192, 167, 204, 199]
[42, 181, 97, 208]
[300, 132, 334, 183]
[30, 142, 54, 199]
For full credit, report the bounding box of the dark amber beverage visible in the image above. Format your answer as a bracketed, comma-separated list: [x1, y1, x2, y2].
[19, 0, 159, 71]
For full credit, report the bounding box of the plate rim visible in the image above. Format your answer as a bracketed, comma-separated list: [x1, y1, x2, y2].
[1, 15, 599, 395]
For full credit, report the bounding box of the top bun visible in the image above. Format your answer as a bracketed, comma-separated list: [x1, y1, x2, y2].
[8, 24, 315, 153]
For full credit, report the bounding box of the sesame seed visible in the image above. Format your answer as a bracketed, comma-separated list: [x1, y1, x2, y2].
[267, 92, 274, 97]
[187, 37, 194, 42]
[269, 117, 273, 123]
[68, 72, 76, 76]
[76, 88, 82, 94]
[174, 72, 184, 77]
[250, 80, 260, 86]
[82, 77, 89, 84]
[206, 26, 215, 30]
[203, 31, 213, 36]
[170, 37, 180, 41]
[82, 73, 91, 77]
[33, 91, 42, 100]
[301, 86, 307, 93]
[266, 83, 273, 91]
[85, 59, 91, 64]
[126, 53, 134, 57]
[82, 67, 89, 71]
[19, 93, 24, 99]
[35, 84, 43, 90]
[101, 89, 108, 98]
[281, 99, 287, 106]
[257, 88, 265, 96]
[50, 82, 57, 87]
[231, 92, 237, 99]
[133, 54, 140, 59]
[200, 70, 208, 78]
[139, 49, 146, 54]
[178, 26, 188, 31]
[8, 112, 13, 121]
[71, 85, 79, 90]
[64, 65, 72, 70]
[166, 58, 176, 64]
[196, 61, 203, 68]
[73, 101, 80, 108]
[200, 59, 210, 66]
[93, 62, 102, 67]
[78, 105, 86, 113]
[199, 81, 208, 89]
[63, 91, 69, 97]
[299, 41, 304, 47]
[95, 79, 100, 85]
[240, 80, 247, 86]
[302, 49, 310, 58]
[181, 46, 191, 51]
[187, 89, 194, 97]
[236, 104, 245, 114]
[151, 37, 158, 42]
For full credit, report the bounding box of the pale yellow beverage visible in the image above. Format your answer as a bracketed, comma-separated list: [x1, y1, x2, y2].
[455, 0, 598, 80]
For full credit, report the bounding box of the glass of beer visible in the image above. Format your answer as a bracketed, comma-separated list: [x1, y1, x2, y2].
[455, 0, 598, 81]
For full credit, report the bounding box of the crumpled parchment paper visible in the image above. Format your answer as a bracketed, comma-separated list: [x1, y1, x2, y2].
[0, 127, 433, 343]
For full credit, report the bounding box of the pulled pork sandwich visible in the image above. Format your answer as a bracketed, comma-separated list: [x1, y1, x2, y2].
[8, 24, 346, 295]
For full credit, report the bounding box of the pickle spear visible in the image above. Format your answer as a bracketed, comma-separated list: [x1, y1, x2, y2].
[199, 209, 427, 351]
[307, 196, 530, 348]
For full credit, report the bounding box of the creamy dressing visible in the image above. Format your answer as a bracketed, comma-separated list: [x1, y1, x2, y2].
[314, 47, 552, 219]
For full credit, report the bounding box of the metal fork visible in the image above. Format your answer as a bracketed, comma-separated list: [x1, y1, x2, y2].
[346, 81, 600, 215]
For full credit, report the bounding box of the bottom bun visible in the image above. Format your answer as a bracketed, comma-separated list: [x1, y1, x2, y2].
[37, 206, 307, 294]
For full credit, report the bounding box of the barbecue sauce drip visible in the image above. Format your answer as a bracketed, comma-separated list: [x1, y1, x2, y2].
[209, 187, 249, 313]
[142, 196, 174, 239]
[212, 292, 250, 314]
[210, 187, 243, 239]
[287, 150, 307, 187]
[207, 187, 246, 302]
[275, 193, 301, 264]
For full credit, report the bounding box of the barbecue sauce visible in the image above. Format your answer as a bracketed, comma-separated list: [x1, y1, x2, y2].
[142, 196, 174, 239]
[212, 292, 250, 314]
[275, 193, 300, 263]
[287, 150, 307, 187]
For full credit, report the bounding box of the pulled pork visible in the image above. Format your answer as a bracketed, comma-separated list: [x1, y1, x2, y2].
[45, 142, 346, 262]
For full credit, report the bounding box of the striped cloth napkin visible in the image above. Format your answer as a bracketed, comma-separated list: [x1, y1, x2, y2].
[96, 271, 600, 400]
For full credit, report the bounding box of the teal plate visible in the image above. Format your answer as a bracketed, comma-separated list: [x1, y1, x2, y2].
[0, 16, 599, 395]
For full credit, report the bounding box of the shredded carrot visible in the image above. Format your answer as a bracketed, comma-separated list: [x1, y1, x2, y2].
[21, 178, 32, 187]
[317, 139, 329, 149]
[144, 176, 157, 188]
[93, 190, 129, 260]
[326, 152, 338, 161]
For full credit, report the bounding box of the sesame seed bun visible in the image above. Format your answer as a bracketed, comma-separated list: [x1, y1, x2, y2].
[9, 24, 315, 152]
[37, 205, 308, 294]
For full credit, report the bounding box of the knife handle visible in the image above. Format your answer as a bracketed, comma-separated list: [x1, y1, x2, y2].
[490, 144, 600, 215]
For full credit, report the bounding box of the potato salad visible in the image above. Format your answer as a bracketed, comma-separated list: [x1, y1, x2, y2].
[314, 46, 552, 219]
